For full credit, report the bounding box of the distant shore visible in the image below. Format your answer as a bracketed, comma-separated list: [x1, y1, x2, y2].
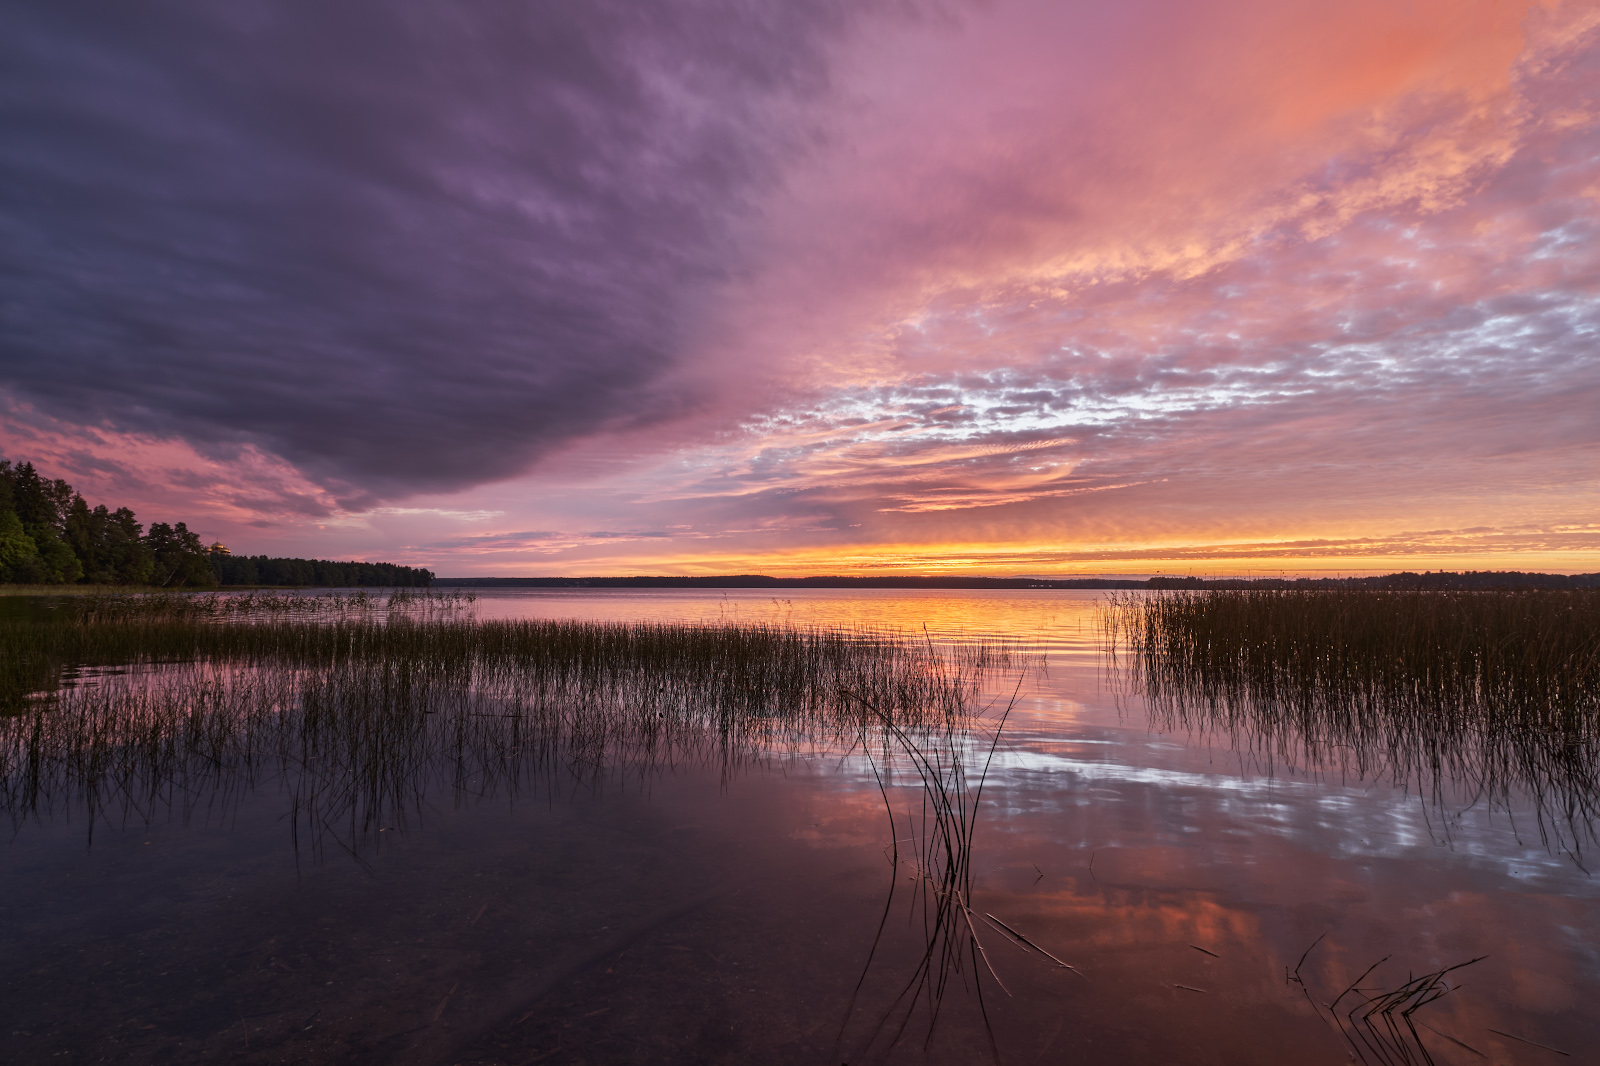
[433, 571, 1600, 591]
[7, 571, 1599, 593]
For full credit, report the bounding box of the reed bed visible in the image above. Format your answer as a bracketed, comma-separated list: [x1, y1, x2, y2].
[0, 589, 472, 709]
[1104, 589, 1600, 851]
[0, 596, 1018, 861]
[840, 684, 1024, 1061]
[4, 593, 1029, 1038]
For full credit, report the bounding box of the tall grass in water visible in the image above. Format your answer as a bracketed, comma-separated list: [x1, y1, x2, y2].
[1104, 589, 1600, 852]
[0, 590, 473, 710]
[4, 592, 1028, 1049]
[839, 683, 1027, 1061]
[0, 598, 1017, 860]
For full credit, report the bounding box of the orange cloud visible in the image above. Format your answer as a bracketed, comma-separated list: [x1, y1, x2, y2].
[12, 1, 1600, 575]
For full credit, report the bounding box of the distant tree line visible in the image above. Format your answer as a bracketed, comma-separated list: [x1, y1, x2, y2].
[1, 459, 432, 588]
[1144, 571, 1600, 590]
[437, 571, 1600, 591]
[211, 555, 432, 587]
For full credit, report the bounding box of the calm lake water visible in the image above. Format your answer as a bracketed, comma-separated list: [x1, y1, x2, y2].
[3, 588, 1597, 1065]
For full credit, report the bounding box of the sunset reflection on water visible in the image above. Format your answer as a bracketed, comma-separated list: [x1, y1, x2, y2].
[456, 588, 1600, 1061]
[2, 588, 1595, 1065]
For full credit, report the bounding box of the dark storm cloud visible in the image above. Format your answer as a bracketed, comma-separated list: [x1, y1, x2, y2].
[0, 1, 858, 504]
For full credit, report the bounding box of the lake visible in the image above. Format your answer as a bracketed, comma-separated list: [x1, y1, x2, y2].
[2, 588, 1595, 1065]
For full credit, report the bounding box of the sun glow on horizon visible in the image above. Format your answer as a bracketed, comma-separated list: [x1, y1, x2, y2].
[3, 2, 1599, 577]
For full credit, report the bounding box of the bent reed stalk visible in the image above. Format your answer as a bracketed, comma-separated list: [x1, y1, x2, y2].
[1103, 588, 1600, 851]
[838, 682, 1021, 1062]
[1, 596, 1019, 860]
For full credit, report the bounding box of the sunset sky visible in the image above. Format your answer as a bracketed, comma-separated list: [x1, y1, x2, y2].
[4, 1, 1599, 576]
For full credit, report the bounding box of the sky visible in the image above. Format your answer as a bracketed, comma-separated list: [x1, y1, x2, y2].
[3, 0, 1600, 577]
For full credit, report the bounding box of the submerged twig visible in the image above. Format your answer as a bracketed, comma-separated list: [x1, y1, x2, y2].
[982, 913, 1085, 978]
[1485, 1028, 1570, 1056]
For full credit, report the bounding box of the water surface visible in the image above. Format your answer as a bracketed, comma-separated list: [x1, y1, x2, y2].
[3, 588, 1596, 1065]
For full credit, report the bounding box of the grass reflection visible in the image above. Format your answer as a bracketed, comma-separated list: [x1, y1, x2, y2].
[2, 592, 1039, 1059]
[1105, 588, 1600, 856]
[1, 594, 1017, 863]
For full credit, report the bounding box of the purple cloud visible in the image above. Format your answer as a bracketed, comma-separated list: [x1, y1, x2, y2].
[0, 1, 868, 504]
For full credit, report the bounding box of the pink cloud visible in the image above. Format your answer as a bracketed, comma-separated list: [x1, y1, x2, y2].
[0, 398, 342, 534]
[9, 1, 1600, 574]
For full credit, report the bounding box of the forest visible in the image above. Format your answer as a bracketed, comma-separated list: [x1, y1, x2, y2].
[0, 460, 432, 588]
[210, 554, 432, 588]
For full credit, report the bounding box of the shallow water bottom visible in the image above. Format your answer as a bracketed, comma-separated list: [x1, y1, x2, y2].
[5, 588, 1599, 1065]
[10, 741, 1590, 1066]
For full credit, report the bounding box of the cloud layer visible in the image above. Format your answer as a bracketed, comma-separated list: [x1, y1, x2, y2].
[0, 1, 863, 503]
[3, 1, 1599, 572]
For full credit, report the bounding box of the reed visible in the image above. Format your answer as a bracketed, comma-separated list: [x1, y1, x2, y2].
[1104, 589, 1600, 850]
[3, 592, 1028, 1052]
[835, 680, 1023, 1061]
[0, 595, 1017, 859]
[1289, 935, 1486, 1066]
